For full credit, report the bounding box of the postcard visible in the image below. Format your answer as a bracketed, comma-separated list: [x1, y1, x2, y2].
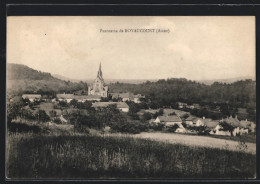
[6, 16, 256, 179]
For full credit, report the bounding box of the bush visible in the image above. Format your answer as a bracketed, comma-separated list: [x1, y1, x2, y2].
[142, 112, 152, 120]
[110, 121, 148, 134]
[8, 122, 42, 134]
[197, 126, 211, 135]
[149, 123, 164, 131]
[166, 124, 179, 133]
[53, 118, 62, 124]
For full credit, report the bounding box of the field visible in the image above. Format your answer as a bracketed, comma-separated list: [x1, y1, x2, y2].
[6, 132, 256, 179]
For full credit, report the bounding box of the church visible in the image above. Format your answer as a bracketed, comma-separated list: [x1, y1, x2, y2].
[88, 63, 108, 97]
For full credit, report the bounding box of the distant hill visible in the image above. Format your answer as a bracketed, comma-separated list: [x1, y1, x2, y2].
[197, 76, 255, 85]
[52, 74, 82, 83]
[53, 73, 158, 84]
[7, 63, 56, 80]
[7, 63, 88, 95]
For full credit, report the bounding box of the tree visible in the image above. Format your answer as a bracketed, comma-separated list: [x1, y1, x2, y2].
[167, 124, 179, 133]
[182, 113, 189, 119]
[219, 121, 235, 136]
[70, 99, 78, 108]
[142, 112, 152, 120]
[7, 97, 24, 123]
[35, 110, 50, 123]
[49, 110, 57, 118]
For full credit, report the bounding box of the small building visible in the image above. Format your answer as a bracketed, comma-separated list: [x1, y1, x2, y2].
[240, 120, 256, 133]
[177, 102, 187, 109]
[204, 120, 219, 134]
[56, 94, 74, 103]
[185, 116, 205, 127]
[22, 94, 42, 102]
[85, 95, 101, 101]
[154, 115, 182, 127]
[92, 102, 129, 112]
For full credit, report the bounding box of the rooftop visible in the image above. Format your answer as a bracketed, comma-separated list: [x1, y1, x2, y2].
[92, 102, 129, 109]
[158, 115, 182, 122]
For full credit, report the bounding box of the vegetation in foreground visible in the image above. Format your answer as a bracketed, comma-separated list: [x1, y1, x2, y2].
[7, 133, 256, 179]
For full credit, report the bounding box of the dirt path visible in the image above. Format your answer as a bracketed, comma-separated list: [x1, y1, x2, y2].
[106, 132, 256, 154]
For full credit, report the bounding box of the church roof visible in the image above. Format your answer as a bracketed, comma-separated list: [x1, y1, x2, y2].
[97, 63, 104, 81]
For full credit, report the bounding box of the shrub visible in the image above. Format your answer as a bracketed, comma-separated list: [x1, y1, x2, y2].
[8, 122, 42, 134]
[110, 121, 148, 134]
[53, 117, 62, 124]
[166, 124, 179, 133]
[149, 123, 164, 131]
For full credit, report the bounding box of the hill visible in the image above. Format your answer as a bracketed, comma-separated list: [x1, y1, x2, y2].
[109, 78, 256, 110]
[7, 63, 56, 80]
[7, 63, 88, 95]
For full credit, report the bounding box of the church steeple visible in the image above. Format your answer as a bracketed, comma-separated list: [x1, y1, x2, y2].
[97, 63, 103, 79]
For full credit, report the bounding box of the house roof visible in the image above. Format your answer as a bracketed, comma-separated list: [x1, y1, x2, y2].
[149, 118, 156, 123]
[85, 95, 102, 99]
[158, 115, 182, 122]
[57, 94, 74, 99]
[92, 102, 129, 109]
[222, 116, 241, 127]
[205, 120, 219, 128]
[186, 116, 199, 122]
[111, 92, 144, 99]
[22, 94, 41, 99]
[240, 120, 255, 129]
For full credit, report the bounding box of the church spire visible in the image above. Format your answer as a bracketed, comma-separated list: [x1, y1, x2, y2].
[97, 63, 103, 79]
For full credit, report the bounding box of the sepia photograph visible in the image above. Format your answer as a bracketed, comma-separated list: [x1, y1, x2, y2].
[6, 16, 256, 179]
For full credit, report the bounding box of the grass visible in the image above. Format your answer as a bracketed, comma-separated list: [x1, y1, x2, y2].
[207, 133, 256, 143]
[6, 132, 256, 179]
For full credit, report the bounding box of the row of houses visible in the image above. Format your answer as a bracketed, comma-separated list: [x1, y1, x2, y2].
[21, 92, 145, 104]
[110, 92, 145, 103]
[150, 114, 255, 136]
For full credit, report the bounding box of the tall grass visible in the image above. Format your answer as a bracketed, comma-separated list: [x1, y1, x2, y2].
[7, 133, 256, 179]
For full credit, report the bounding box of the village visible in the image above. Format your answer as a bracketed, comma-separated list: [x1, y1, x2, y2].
[14, 64, 256, 138]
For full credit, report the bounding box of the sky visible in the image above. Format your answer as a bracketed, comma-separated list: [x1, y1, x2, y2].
[7, 16, 255, 80]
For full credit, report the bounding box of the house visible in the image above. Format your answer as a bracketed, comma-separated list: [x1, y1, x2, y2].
[85, 95, 101, 101]
[186, 105, 195, 109]
[149, 118, 156, 124]
[240, 120, 255, 133]
[177, 102, 187, 109]
[22, 94, 42, 102]
[111, 92, 145, 103]
[56, 94, 74, 103]
[185, 116, 205, 127]
[204, 120, 219, 134]
[211, 116, 249, 136]
[73, 95, 88, 102]
[192, 104, 200, 109]
[214, 124, 232, 136]
[154, 115, 182, 127]
[92, 102, 129, 112]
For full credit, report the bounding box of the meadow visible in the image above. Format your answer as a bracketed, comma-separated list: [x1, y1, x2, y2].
[6, 132, 256, 179]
